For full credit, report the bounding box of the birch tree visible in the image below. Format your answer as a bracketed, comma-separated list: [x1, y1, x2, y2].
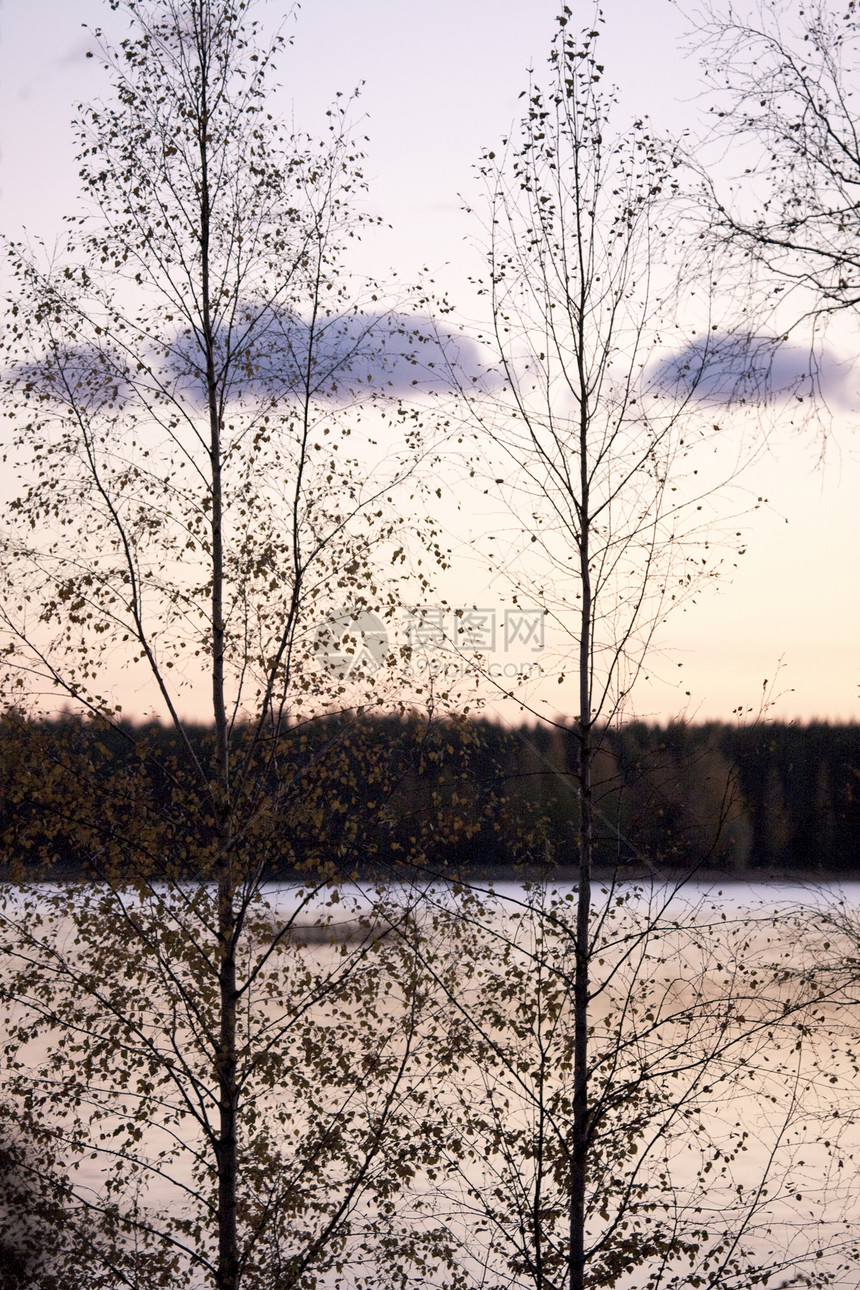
[435, 11, 856, 1290]
[678, 0, 860, 423]
[695, 0, 860, 327]
[460, 17, 727, 1286]
[0, 3, 466, 1287]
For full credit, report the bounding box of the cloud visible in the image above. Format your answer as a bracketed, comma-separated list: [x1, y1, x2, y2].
[11, 345, 130, 412]
[167, 307, 492, 404]
[650, 334, 857, 409]
[8, 310, 493, 411]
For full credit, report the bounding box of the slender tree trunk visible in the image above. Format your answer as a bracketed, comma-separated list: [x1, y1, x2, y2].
[569, 289, 592, 1290]
[569, 540, 593, 1290]
[195, 18, 239, 1287]
[215, 874, 239, 1290]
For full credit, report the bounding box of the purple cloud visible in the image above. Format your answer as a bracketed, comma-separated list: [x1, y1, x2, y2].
[9, 310, 492, 410]
[11, 344, 130, 411]
[162, 307, 492, 404]
[651, 334, 857, 409]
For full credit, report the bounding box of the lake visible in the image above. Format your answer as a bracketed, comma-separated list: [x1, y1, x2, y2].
[1, 877, 858, 1288]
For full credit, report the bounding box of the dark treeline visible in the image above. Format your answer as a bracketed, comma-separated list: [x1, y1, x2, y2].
[1, 712, 857, 878]
[507, 719, 860, 876]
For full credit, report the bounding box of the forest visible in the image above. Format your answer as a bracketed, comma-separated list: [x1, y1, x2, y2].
[2, 714, 858, 879]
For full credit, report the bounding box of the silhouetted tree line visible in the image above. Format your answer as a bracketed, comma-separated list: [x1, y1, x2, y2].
[501, 719, 860, 875]
[0, 712, 856, 878]
[0, 710, 514, 884]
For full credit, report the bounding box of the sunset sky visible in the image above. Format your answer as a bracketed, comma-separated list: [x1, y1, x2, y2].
[1, 0, 857, 726]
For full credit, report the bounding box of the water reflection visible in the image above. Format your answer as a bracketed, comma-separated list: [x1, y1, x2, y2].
[1, 877, 858, 1288]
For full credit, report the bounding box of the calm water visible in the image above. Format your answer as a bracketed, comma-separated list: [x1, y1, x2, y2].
[3, 879, 859, 1287]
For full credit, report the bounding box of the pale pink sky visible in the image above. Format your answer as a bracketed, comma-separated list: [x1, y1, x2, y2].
[1, 0, 857, 724]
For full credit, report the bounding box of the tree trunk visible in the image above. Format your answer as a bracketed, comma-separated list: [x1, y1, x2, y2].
[569, 531, 593, 1290]
[216, 873, 239, 1290]
[196, 28, 240, 1288]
